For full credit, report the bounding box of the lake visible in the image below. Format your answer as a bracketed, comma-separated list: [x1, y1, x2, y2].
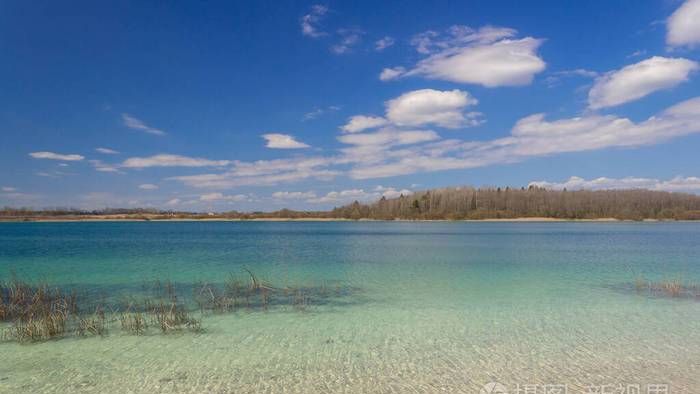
[1, 221, 699, 393]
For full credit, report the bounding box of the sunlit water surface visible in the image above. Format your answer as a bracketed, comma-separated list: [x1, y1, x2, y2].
[1, 222, 699, 393]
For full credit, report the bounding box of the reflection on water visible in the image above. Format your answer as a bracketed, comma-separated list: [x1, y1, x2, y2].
[1, 222, 699, 393]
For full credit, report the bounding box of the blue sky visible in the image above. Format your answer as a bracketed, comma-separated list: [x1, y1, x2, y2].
[2, 0, 700, 211]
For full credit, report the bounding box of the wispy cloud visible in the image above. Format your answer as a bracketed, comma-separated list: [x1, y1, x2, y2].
[29, 151, 84, 161]
[272, 191, 318, 200]
[530, 176, 700, 193]
[301, 4, 329, 38]
[544, 69, 598, 87]
[122, 113, 166, 136]
[307, 186, 412, 204]
[331, 28, 364, 54]
[199, 192, 250, 202]
[138, 184, 159, 190]
[303, 105, 340, 121]
[262, 133, 310, 149]
[89, 160, 122, 173]
[96, 147, 119, 154]
[375, 36, 395, 51]
[121, 154, 230, 168]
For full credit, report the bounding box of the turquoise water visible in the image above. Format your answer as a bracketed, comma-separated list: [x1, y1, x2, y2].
[1, 222, 700, 393]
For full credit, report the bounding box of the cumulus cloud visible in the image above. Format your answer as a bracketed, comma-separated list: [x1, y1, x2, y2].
[667, 0, 700, 47]
[375, 36, 395, 51]
[341, 115, 389, 133]
[340, 89, 482, 134]
[588, 56, 698, 109]
[29, 152, 84, 161]
[386, 89, 482, 128]
[529, 176, 700, 193]
[122, 154, 230, 168]
[301, 4, 329, 38]
[96, 147, 119, 154]
[122, 113, 166, 136]
[138, 184, 158, 190]
[384, 25, 546, 87]
[262, 133, 310, 149]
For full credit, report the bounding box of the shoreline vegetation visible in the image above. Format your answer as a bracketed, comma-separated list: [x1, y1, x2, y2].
[3, 186, 700, 222]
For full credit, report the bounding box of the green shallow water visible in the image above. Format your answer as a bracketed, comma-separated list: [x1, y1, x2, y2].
[1, 222, 700, 393]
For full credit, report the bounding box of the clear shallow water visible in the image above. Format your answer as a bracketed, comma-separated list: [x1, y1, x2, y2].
[1, 221, 700, 393]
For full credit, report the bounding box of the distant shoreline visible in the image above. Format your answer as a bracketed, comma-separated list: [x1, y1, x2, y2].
[0, 216, 682, 223]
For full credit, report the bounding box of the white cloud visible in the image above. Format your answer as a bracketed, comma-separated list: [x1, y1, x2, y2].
[341, 115, 389, 133]
[375, 36, 395, 51]
[588, 56, 698, 109]
[374, 185, 413, 199]
[122, 113, 166, 136]
[2, 187, 17, 192]
[667, 0, 700, 47]
[29, 151, 84, 161]
[122, 154, 230, 168]
[170, 157, 338, 189]
[347, 96, 700, 179]
[96, 147, 119, 154]
[339, 128, 439, 147]
[307, 186, 412, 204]
[530, 176, 700, 193]
[169, 96, 700, 191]
[307, 189, 370, 204]
[385, 26, 546, 87]
[138, 184, 158, 190]
[272, 191, 317, 200]
[301, 4, 328, 38]
[165, 198, 181, 206]
[262, 133, 310, 149]
[89, 160, 122, 173]
[199, 193, 249, 202]
[331, 28, 364, 54]
[544, 69, 598, 87]
[303, 105, 339, 121]
[379, 67, 406, 81]
[386, 89, 482, 128]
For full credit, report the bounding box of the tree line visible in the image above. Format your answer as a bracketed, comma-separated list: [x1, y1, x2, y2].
[3, 186, 700, 220]
[329, 186, 700, 220]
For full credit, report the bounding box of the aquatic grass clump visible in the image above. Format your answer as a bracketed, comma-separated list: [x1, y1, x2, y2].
[119, 311, 148, 335]
[150, 300, 202, 334]
[630, 275, 699, 299]
[1, 269, 359, 344]
[77, 308, 108, 337]
[659, 279, 683, 297]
